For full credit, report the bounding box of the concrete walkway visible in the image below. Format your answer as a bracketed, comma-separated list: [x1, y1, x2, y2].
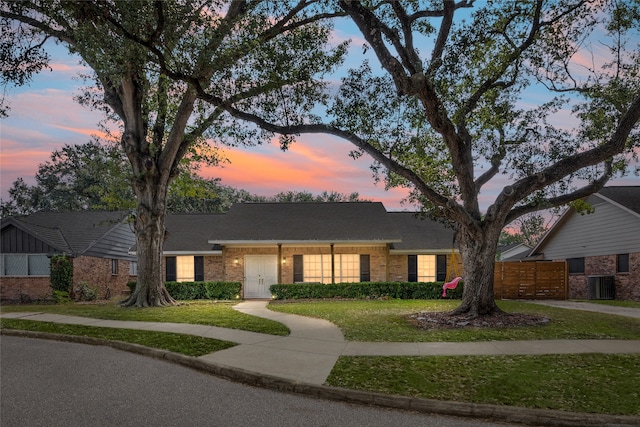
[2, 300, 640, 386]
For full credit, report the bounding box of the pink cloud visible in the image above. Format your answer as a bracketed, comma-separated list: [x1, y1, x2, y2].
[200, 134, 412, 210]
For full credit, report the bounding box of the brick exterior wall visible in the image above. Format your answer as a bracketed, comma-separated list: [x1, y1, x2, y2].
[0, 276, 52, 301]
[566, 252, 640, 302]
[0, 256, 135, 302]
[72, 256, 135, 300]
[204, 256, 224, 281]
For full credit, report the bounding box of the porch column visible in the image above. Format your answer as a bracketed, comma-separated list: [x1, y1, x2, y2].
[330, 243, 335, 284]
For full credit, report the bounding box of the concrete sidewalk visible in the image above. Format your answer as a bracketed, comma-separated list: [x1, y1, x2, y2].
[526, 299, 640, 319]
[2, 299, 640, 385]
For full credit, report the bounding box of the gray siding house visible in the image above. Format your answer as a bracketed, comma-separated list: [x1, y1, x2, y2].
[1, 211, 137, 301]
[530, 186, 640, 301]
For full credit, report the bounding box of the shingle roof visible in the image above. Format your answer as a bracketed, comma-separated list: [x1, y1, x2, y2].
[1, 211, 134, 257]
[386, 212, 455, 252]
[209, 202, 402, 244]
[597, 186, 640, 215]
[163, 214, 224, 252]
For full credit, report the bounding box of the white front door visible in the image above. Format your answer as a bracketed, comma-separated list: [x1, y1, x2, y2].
[244, 255, 278, 299]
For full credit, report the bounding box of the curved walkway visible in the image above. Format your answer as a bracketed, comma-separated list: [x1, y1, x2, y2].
[2, 300, 640, 385]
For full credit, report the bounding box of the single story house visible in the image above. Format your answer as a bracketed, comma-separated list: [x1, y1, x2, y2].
[529, 186, 640, 301]
[2, 203, 459, 301]
[159, 202, 459, 298]
[1, 211, 137, 301]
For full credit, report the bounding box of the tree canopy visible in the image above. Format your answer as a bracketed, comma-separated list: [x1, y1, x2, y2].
[1, 0, 347, 306]
[2, 1, 639, 314]
[211, 1, 640, 315]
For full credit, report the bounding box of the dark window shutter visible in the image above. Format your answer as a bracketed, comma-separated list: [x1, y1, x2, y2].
[360, 254, 370, 282]
[408, 255, 417, 282]
[436, 255, 447, 281]
[165, 257, 177, 282]
[293, 255, 303, 282]
[194, 256, 204, 281]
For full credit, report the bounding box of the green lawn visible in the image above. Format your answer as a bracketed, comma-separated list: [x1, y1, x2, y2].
[0, 300, 290, 336]
[268, 299, 640, 341]
[3, 298, 639, 416]
[0, 318, 235, 356]
[328, 353, 640, 416]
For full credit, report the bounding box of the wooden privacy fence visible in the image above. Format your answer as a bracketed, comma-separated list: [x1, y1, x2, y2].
[494, 261, 568, 300]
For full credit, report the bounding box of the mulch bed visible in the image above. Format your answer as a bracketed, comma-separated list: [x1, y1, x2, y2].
[408, 311, 550, 330]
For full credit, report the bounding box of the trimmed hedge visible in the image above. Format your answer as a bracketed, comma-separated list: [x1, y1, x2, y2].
[269, 281, 463, 300]
[126, 281, 241, 301]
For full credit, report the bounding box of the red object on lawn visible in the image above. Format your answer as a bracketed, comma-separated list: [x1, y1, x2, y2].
[442, 276, 462, 297]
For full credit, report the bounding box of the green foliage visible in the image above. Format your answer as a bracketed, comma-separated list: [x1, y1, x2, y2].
[328, 354, 640, 416]
[49, 254, 73, 293]
[569, 199, 596, 216]
[269, 282, 462, 300]
[0, 319, 236, 357]
[52, 290, 71, 304]
[163, 281, 241, 301]
[74, 281, 98, 301]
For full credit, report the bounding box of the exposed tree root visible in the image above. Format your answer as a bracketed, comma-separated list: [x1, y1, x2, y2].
[408, 310, 549, 330]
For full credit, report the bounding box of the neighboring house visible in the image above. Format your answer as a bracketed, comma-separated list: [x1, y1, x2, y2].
[1, 211, 137, 301]
[159, 202, 458, 299]
[530, 186, 640, 301]
[497, 243, 532, 261]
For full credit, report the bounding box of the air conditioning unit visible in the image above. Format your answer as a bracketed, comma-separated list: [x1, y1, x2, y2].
[588, 276, 615, 300]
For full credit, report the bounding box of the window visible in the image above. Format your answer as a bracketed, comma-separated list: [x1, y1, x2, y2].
[617, 254, 630, 273]
[303, 254, 332, 284]
[0, 254, 50, 276]
[165, 256, 204, 282]
[129, 261, 138, 276]
[408, 255, 440, 282]
[176, 256, 194, 282]
[294, 254, 368, 283]
[567, 257, 585, 274]
[111, 259, 119, 275]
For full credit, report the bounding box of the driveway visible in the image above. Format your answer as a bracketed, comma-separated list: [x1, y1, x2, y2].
[0, 336, 506, 427]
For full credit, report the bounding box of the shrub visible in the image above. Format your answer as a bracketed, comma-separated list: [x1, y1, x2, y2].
[74, 281, 98, 301]
[52, 290, 71, 304]
[163, 281, 241, 300]
[126, 281, 137, 293]
[50, 254, 73, 293]
[269, 281, 464, 300]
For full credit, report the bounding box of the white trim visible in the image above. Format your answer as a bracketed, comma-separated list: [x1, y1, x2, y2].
[593, 192, 640, 220]
[208, 240, 399, 246]
[129, 251, 222, 256]
[390, 249, 457, 255]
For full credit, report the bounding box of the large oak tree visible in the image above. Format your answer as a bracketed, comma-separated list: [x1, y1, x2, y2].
[1, 0, 346, 306]
[215, 0, 640, 316]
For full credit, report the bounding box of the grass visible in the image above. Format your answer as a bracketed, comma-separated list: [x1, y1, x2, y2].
[327, 354, 640, 416]
[0, 318, 235, 356]
[0, 300, 290, 336]
[268, 299, 640, 342]
[3, 298, 639, 416]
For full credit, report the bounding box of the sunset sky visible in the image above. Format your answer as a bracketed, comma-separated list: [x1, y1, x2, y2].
[1, 12, 638, 214]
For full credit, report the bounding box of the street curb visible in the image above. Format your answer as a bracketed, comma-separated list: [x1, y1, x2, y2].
[2, 329, 639, 427]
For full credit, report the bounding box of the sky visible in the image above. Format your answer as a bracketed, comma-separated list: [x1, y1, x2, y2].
[1, 9, 638, 214]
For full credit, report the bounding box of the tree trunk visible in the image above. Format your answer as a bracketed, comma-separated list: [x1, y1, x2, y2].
[121, 181, 176, 308]
[450, 222, 502, 317]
